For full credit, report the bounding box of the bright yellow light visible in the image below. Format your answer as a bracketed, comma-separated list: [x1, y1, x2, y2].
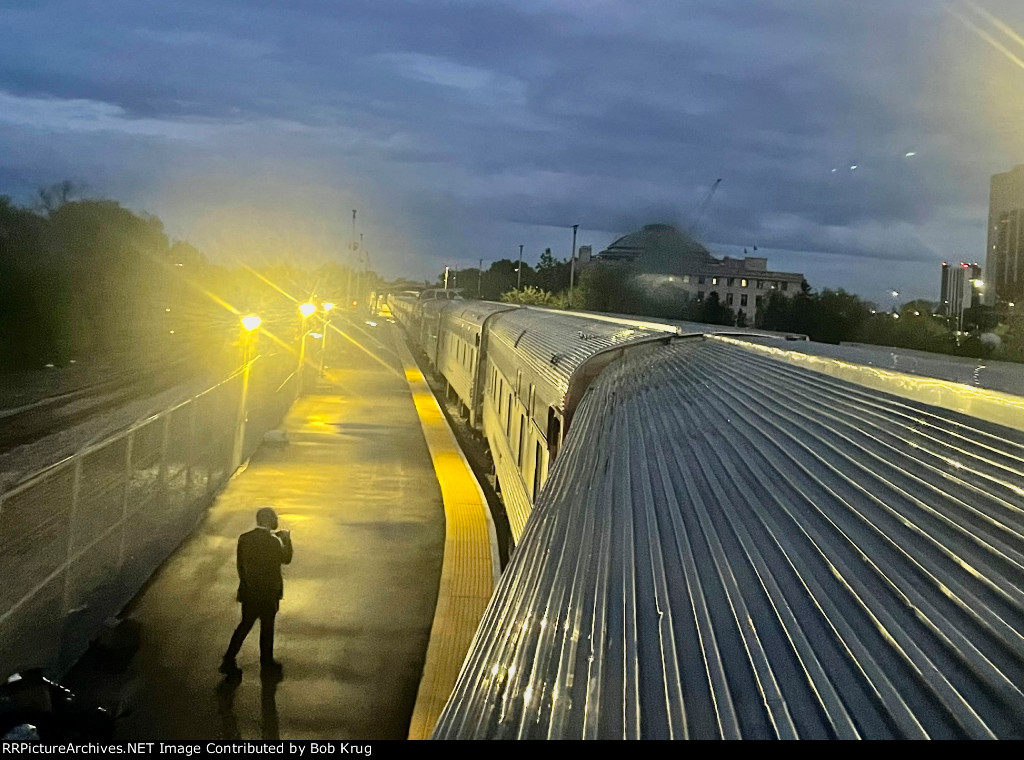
[323, 301, 335, 312]
[299, 302, 316, 318]
[973, 280, 985, 288]
[241, 314, 262, 332]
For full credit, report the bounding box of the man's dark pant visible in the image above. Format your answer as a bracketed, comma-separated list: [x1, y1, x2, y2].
[225, 600, 277, 663]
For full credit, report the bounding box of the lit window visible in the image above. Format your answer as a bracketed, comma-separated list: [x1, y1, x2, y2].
[682, 275, 690, 284]
[741, 279, 748, 287]
[712, 277, 719, 285]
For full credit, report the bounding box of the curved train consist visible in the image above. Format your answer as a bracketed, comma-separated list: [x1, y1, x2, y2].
[387, 291, 1024, 739]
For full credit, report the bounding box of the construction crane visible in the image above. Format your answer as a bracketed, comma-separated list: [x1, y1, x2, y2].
[686, 178, 721, 236]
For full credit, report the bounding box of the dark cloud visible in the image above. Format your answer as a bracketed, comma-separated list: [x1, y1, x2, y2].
[0, 0, 1020, 303]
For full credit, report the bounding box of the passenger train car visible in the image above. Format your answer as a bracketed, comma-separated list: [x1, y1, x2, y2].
[387, 292, 797, 540]
[388, 291, 1024, 739]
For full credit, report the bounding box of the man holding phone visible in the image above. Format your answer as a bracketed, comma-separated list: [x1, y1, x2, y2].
[220, 506, 293, 676]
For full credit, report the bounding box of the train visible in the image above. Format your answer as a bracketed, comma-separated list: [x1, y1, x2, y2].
[387, 290, 800, 540]
[389, 290, 1024, 739]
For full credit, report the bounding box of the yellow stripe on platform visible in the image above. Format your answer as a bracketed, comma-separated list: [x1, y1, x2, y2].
[395, 329, 500, 740]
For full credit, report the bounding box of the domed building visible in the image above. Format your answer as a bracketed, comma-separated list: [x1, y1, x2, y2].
[593, 223, 804, 316]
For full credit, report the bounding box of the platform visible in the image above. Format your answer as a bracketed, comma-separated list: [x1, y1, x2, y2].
[64, 316, 495, 740]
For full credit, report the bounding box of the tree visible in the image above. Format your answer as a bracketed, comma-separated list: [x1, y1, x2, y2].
[698, 291, 734, 325]
[35, 180, 84, 215]
[500, 286, 556, 305]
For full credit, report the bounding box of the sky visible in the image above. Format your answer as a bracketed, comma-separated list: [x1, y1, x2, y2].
[0, 0, 1022, 305]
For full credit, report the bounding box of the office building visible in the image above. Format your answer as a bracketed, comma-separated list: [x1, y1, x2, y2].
[985, 164, 1024, 308]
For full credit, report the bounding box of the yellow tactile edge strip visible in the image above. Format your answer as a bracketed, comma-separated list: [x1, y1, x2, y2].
[394, 327, 500, 740]
[711, 334, 1024, 431]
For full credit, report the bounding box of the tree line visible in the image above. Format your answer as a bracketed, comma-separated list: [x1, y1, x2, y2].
[438, 254, 1022, 363]
[0, 188, 367, 373]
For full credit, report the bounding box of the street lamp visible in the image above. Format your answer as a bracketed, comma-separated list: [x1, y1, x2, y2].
[568, 224, 579, 308]
[296, 302, 316, 399]
[320, 301, 335, 377]
[232, 314, 261, 470]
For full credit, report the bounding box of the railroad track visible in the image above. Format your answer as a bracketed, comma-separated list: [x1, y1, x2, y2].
[0, 356, 213, 455]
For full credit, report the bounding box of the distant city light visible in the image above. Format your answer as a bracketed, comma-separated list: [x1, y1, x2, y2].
[299, 302, 316, 318]
[831, 168, 837, 173]
[850, 164, 858, 170]
[309, 332, 323, 339]
[323, 301, 335, 312]
[905, 151, 916, 157]
[973, 280, 984, 289]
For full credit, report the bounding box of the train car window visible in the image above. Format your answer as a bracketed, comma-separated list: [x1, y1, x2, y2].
[547, 408, 561, 461]
[518, 414, 526, 467]
[516, 369, 522, 397]
[533, 441, 544, 499]
[506, 394, 513, 437]
[528, 384, 535, 417]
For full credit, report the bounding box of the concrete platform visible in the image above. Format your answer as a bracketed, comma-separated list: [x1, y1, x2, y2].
[66, 317, 446, 740]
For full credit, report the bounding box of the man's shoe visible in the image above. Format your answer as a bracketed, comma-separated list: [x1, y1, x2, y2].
[219, 658, 241, 676]
[260, 659, 282, 671]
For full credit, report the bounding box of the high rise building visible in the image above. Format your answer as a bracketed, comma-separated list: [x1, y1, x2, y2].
[985, 164, 1024, 308]
[940, 261, 982, 331]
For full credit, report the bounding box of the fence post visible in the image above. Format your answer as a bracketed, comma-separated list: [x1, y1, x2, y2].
[159, 414, 170, 514]
[186, 399, 196, 498]
[118, 434, 134, 571]
[60, 457, 84, 618]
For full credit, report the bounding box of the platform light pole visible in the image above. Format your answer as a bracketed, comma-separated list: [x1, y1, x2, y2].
[232, 314, 261, 471]
[319, 301, 335, 377]
[296, 301, 316, 399]
[568, 224, 579, 308]
[347, 209, 357, 307]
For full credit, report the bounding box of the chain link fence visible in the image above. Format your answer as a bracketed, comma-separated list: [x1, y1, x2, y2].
[0, 351, 297, 678]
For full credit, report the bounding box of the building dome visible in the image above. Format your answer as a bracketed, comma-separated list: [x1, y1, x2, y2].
[597, 224, 717, 274]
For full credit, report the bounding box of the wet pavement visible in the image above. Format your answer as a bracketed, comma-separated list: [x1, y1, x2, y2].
[65, 316, 445, 740]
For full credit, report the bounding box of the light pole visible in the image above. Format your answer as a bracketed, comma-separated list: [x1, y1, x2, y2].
[296, 301, 316, 399]
[232, 314, 261, 471]
[319, 301, 335, 377]
[517, 245, 524, 291]
[568, 224, 579, 308]
[347, 209, 356, 307]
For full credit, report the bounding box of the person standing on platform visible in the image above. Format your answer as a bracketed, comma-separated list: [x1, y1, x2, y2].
[220, 506, 293, 676]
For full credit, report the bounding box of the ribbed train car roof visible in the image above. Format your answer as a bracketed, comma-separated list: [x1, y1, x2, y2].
[740, 337, 1024, 396]
[486, 308, 669, 403]
[433, 338, 1024, 739]
[447, 301, 521, 330]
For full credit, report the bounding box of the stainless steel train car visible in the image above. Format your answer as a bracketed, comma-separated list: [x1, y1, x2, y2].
[435, 302, 519, 427]
[391, 299, 681, 540]
[433, 336, 1024, 739]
